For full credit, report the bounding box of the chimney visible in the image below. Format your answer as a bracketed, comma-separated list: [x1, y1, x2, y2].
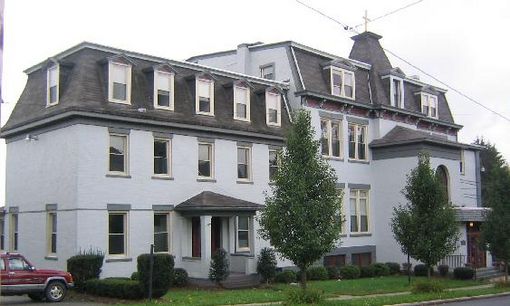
[236, 43, 251, 74]
[348, 31, 392, 73]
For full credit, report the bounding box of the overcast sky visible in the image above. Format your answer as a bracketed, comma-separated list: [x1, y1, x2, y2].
[1, 0, 509, 204]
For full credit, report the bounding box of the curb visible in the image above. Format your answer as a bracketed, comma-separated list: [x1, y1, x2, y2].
[390, 291, 510, 306]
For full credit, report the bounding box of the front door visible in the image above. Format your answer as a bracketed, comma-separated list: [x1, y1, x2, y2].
[467, 222, 486, 268]
[211, 217, 222, 255]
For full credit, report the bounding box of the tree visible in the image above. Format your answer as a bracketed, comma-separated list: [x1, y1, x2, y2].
[481, 162, 510, 282]
[391, 153, 459, 278]
[473, 137, 507, 206]
[209, 248, 229, 287]
[258, 110, 343, 289]
[257, 247, 277, 284]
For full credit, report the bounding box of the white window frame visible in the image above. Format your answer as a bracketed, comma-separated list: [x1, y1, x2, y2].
[46, 65, 59, 106]
[10, 214, 18, 252]
[421, 93, 439, 119]
[108, 61, 132, 104]
[154, 70, 175, 111]
[108, 134, 129, 175]
[260, 64, 275, 80]
[198, 142, 214, 179]
[237, 146, 252, 182]
[268, 149, 279, 181]
[349, 189, 370, 234]
[460, 150, 466, 175]
[153, 213, 170, 253]
[153, 138, 172, 177]
[320, 118, 343, 159]
[107, 212, 128, 257]
[348, 123, 368, 161]
[233, 85, 250, 121]
[47, 212, 57, 256]
[236, 216, 250, 252]
[265, 91, 281, 127]
[390, 77, 404, 108]
[330, 68, 355, 100]
[195, 77, 215, 116]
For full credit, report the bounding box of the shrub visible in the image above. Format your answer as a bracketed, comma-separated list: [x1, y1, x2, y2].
[209, 248, 230, 285]
[411, 281, 444, 294]
[67, 249, 105, 289]
[414, 264, 433, 277]
[172, 268, 189, 287]
[257, 248, 277, 284]
[495, 281, 510, 288]
[130, 272, 139, 281]
[402, 262, 412, 273]
[438, 265, 449, 277]
[275, 270, 297, 283]
[372, 263, 390, 277]
[360, 265, 375, 278]
[453, 267, 475, 280]
[340, 265, 360, 279]
[307, 266, 329, 281]
[385, 262, 401, 275]
[84, 278, 144, 299]
[137, 253, 174, 298]
[326, 266, 341, 279]
[285, 289, 324, 305]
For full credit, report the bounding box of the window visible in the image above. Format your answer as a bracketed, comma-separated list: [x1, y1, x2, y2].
[351, 252, 372, 267]
[191, 217, 201, 257]
[109, 134, 128, 174]
[266, 91, 281, 127]
[108, 213, 127, 256]
[348, 124, 368, 161]
[0, 218, 4, 250]
[391, 78, 404, 108]
[196, 78, 214, 115]
[234, 85, 250, 121]
[47, 213, 57, 255]
[260, 64, 274, 80]
[47, 65, 59, 106]
[154, 214, 169, 253]
[350, 189, 369, 233]
[236, 216, 250, 252]
[237, 146, 251, 181]
[8, 257, 31, 271]
[436, 165, 450, 202]
[421, 93, 438, 119]
[10, 214, 18, 251]
[331, 68, 355, 99]
[269, 149, 279, 181]
[198, 143, 214, 178]
[460, 150, 465, 175]
[324, 255, 346, 268]
[108, 62, 131, 104]
[154, 70, 174, 110]
[320, 118, 342, 158]
[154, 139, 171, 176]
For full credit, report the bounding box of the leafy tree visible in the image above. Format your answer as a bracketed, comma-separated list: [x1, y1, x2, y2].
[481, 163, 510, 282]
[257, 247, 278, 284]
[258, 110, 343, 289]
[391, 153, 459, 278]
[208, 248, 229, 287]
[473, 137, 507, 206]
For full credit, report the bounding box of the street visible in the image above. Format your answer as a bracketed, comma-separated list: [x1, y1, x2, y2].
[430, 295, 510, 306]
[0, 296, 104, 305]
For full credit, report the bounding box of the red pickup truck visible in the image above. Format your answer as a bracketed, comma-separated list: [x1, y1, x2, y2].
[0, 253, 74, 302]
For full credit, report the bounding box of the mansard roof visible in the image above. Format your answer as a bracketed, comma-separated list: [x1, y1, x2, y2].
[174, 191, 263, 214]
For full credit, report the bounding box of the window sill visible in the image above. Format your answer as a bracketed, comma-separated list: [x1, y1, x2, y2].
[197, 178, 216, 183]
[45, 256, 58, 261]
[196, 112, 215, 117]
[234, 117, 251, 123]
[46, 103, 58, 108]
[236, 180, 253, 185]
[151, 175, 174, 180]
[350, 232, 372, 237]
[348, 159, 369, 164]
[323, 156, 344, 161]
[182, 256, 201, 261]
[231, 252, 254, 257]
[106, 173, 132, 179]
[105, 257, 133, 263]
[108, 99, 131, 105]
[154, 106, 174, 111]
[266, 123, 281, 128]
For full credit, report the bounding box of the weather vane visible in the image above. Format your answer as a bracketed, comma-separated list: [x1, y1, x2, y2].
[363, 9, 370, 32]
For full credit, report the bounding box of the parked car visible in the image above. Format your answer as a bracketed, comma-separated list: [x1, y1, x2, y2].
[0, 252, 74, 302]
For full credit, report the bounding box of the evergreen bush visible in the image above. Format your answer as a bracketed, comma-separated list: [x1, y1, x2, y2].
[372, 263, 391, 277]
[275, 270, 297, 283]
[360, 265, 375, 278]
[257, 248, 277, 283]
[414, 264, 432, 277]
[385, 262, 401, 275]
[453, 267, 475, 280]
[137, 253, 174, 298]
[172, 268, 189, 287]
[438, 265, 449, 277]
[84, 278, 144, 299]
[307, 266, 329, 280]
[67, 249, 105, 289]
[339, 265, 360, 279]
[326, 266, 341, 279]
[209, 248, 230, 286]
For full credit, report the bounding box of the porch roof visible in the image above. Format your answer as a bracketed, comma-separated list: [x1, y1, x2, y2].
[174, 191, 264, 214]
[454, 207, 489, 222]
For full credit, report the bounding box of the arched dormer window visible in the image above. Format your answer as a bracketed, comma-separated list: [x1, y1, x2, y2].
[436, 165, 450, 202]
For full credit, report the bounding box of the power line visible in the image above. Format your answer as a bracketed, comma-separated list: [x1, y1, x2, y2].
[294, 0, 510, 124]
[351, 0, 425, 30]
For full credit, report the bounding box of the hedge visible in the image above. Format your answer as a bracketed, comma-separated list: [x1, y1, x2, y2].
[438, 265, 449, 277]
[385, 262, 401, 275]
[137, 253, 174, 298]
[275, 270, 297, 283]
[172, 268, 189, 287]
[372, 263, 390, 277]
[453, 267, 475, 280]
[67, 252, 104, 289]
[84, 278, 144, 300]
[307, 266, 329, 281]
[340, 265, 360, 279]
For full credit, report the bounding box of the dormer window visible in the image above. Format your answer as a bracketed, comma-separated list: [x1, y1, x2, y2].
[421, 93, 438, 119]
[260, 64, 275, 80]
[331, 68, 355, 99]
[234, 84, 250, 121]
[47, 65, 59, 106]
[154, 70, 174, 110]
[196, 78, 214, 116]
[390, 78, 404, 108]
[266, 91, 281, 127]
[109, 62, 131, 104]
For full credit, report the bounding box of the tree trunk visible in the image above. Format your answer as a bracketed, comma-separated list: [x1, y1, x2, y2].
[407, 254, 411, 285]
[505, 261, 508, 283]
[427, 264, 431, 279]
[300, 267, 307, 289]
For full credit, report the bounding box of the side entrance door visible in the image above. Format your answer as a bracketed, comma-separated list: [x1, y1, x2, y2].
[467, 222, 486, 268]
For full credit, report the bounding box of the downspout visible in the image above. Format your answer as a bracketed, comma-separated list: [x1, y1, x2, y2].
[282, 93, 293, 123]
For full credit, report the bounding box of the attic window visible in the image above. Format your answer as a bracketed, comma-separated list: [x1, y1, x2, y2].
[266, 91, 281, 127]
[260, 64, 275, 80]
[196, 77, 214, 116]
[108, 62, 132, 104]
[331, 68, 355, 99]
[421, 93, 438, 119]
[390, 77, 404, 108]
[234, 84, 250, 121]
[47, 65, 59, 106]
[154, 70, 174, 110]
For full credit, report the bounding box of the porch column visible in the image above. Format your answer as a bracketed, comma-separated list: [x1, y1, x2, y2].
[201, 215, 212, 261]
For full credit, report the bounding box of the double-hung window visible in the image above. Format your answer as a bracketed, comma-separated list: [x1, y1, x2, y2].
[198, 142, 214, 179]
[266, 91, 281, 127]
[460, 150, 465, 175]
[260, 64, 274, 80]
[109, 134, 128, 174]
[421, 93, 438, 119]
[154, 138, 171, 177]
[47, 65, 59, 106]
[154, 71, 174, 110]
[269, 149, 279, 181]
[196, 78, 214, 115]
[348, 124, 368, 161]
[47, 213, 57, 255]
[237, 146, 252, 181]
[236, 216, 250, 252]
[109, 62, 131, 104]
[391, 78, 404, 108]
[0, 217, 4, 250]
[331, 68, 355, 99]
[108, 213, 127, 256]
[234, 85, 250, 121]
[154, 214, 169, 253]
[350, 190, 369, 233]
[10, 214, 18, 251]
[320, 118, 342, 158]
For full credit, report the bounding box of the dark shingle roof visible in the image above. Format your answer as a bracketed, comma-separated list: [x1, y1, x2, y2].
[174, 191, 264, 212]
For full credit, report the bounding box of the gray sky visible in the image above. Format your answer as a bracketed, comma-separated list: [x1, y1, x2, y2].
[1, 0, 509, 204]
